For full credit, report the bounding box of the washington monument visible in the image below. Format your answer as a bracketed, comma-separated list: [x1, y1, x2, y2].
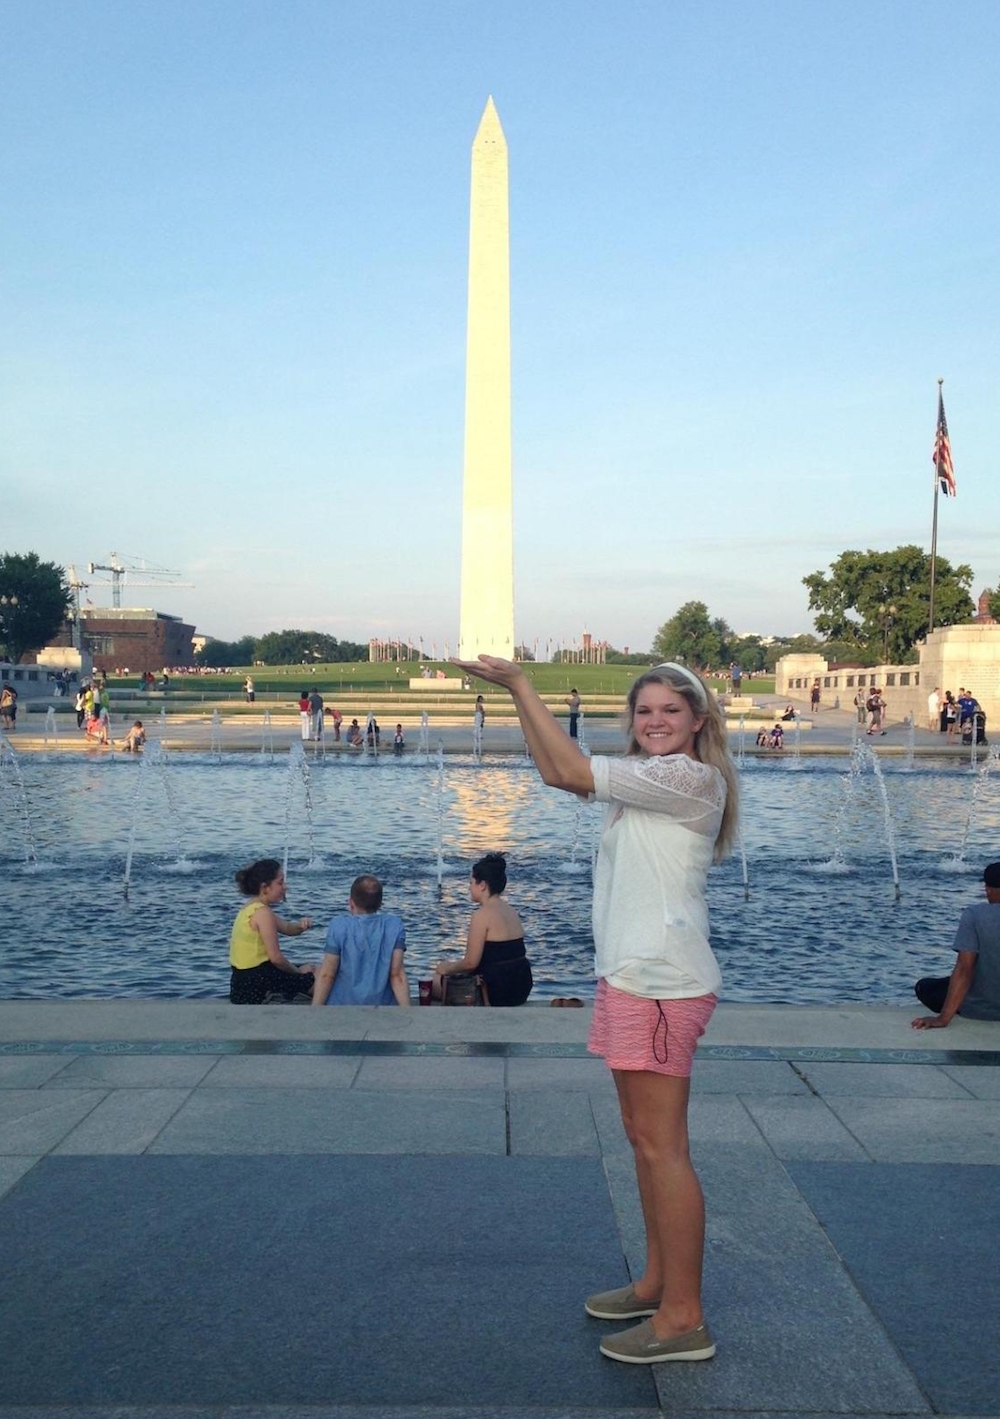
[458, 97, 514, 661]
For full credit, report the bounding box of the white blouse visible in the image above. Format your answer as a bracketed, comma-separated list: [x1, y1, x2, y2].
[590, 753, 725, 999]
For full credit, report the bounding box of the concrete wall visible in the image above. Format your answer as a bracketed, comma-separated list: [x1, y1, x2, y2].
[776, 624, 1000, 728]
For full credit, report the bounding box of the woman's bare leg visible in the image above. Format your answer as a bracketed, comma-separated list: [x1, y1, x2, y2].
[613, 1070, 663, 1303]
[614, 1068, 706, 1337]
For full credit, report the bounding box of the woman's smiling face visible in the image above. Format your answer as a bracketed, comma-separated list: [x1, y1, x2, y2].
[261, 870, 287, 904]
[631, 683, 704, 759]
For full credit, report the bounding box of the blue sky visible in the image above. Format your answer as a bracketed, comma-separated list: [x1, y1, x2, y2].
[2, 1, 997, 653]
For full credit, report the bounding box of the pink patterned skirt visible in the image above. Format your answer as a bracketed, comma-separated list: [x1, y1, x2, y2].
[588, 978, 717, 1078]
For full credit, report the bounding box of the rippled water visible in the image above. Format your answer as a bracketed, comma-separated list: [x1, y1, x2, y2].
[1, 750, 998, 1003]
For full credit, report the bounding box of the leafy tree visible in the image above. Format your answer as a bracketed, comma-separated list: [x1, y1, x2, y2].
[514, 644, 536, 661]
[803, 546, 973, 662]
[604, 649, 653, 664]
[988, 587, 1000, 621]
[652, 601, 732, 669]
[762, 635, 821, 672]
[0, 551, 72, 663]
[821, 638, 877, 667]
[727, 635, 767, 672]
[253, 630, 369, 665]
[195, 635, 256, 667]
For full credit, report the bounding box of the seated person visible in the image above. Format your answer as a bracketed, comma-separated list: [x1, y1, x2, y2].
[312, 874, 409, 1006]
[229, 858, 316, 1003]
[913, 861, 1000, 1027]
[768, 724, 784, 748]
[120, 719, 146, 753]
[393, 723, 405, 754]
[345, 718, 363, 747]
[85, 709, 108, 745]
[433, 852, 533, 1006]
[780, 703, 796, 721]
[755, 726, 770, 747]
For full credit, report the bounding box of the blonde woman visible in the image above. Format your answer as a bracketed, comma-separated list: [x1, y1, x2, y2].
[452, 655, 737, 1366]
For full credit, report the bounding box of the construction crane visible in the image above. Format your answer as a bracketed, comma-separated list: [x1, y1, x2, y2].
[64, 564, 90, 649]
[86, 552, 193, 608]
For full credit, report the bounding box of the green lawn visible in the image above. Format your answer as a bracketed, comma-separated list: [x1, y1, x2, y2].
[110, 661, 775, 701]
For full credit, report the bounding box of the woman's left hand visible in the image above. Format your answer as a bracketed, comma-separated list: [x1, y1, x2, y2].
[300, 917, 313, 932]
[450, 655, 524, 690]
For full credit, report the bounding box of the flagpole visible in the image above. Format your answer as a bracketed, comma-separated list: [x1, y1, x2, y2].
[928, 377, 943, 634]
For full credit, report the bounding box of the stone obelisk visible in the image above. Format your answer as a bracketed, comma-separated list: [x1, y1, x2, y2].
[458, 97, 514, 661]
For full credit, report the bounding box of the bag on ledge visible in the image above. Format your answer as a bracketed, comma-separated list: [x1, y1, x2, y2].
[441, 972, 487, 1006]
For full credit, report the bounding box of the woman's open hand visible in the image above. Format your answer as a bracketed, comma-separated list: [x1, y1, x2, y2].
[450, 655, 525, 690]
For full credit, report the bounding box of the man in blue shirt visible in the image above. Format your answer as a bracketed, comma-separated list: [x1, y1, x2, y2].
[957, 688, 976, 733]
[312, 874, 410, 1007]
[913, 862, 1000, 1027]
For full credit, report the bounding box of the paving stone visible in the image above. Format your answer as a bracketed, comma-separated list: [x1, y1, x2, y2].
[54, 1089, 191, 1154]
[742, 1094, 871, 1161]
[147, 1088, 505, 1154]
[0, 1055, 74, 1088]
[0, 1155, 39, 1200]
[0, 1409, 662, 1419]
[647, 1142, 930, 1415]
[44, 1056, 217, 1089]
[940, 1063, 1000, 1098]
[507, 1091, 599, 1155]
[353, 1055, 503, 1089]
[505, 1056, 614, 1091]
[826, 1097, 1000, 1163]
[588, 1089, 925, 1414]
[0, 1409, 659, 1419]
[798, 1061, 973, 1098]
[0, 1409, 225, 1419]
[200, 1055, 362, 1088]
[0, 1091, 106, 1154]
[689, 1094, 769, 1146]
[0, 1155, 655, 1410]
[692, 1059, 809, 1094]
[789, 1161, 1000, 1414]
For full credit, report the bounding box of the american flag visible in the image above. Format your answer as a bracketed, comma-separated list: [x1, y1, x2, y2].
[932, 388, 956, 497]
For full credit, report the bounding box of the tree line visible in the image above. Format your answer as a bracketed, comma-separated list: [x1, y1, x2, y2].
[0, 545, 994, 670]
[197, 631, 375, 667]
[652, 546, 979, 670]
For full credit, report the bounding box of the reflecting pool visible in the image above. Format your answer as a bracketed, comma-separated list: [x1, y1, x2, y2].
[1, 750, 998, 1003]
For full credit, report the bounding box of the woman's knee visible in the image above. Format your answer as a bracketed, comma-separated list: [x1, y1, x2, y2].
[626, 1085, 692, 1163]
[618, 1105, 639, 1147]
[632, 1122, 691, 1168]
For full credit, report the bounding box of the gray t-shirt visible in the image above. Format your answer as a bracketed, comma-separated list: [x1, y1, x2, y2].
[954, 902, 1000, 1020]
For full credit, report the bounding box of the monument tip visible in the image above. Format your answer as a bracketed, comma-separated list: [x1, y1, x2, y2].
[475, 95, 505, 141]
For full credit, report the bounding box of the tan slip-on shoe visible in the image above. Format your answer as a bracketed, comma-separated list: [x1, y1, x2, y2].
[584, 1283, 659, 1320]
[599, 1318, 716, 1364]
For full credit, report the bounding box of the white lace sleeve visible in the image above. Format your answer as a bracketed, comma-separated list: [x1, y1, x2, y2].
[591, 754, 725, 835]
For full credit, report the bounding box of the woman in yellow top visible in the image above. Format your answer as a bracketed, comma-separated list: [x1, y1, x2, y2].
[229, 858, 317, 1004]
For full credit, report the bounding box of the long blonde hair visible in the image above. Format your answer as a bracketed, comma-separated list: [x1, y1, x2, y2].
[624, 665, 739, 861]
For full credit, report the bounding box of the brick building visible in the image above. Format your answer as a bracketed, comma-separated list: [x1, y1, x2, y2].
[44, 608, 196, 674]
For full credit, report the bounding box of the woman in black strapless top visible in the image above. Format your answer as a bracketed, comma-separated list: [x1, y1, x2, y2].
[433, 852, 533, 1005]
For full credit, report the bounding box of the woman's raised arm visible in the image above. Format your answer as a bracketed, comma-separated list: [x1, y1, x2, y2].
[451, 656, 594, 797]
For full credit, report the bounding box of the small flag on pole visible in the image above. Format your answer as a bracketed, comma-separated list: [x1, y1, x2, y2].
[932, 387, 956, 497]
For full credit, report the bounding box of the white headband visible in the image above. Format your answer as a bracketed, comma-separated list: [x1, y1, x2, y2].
[654, 662, 708, 705]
